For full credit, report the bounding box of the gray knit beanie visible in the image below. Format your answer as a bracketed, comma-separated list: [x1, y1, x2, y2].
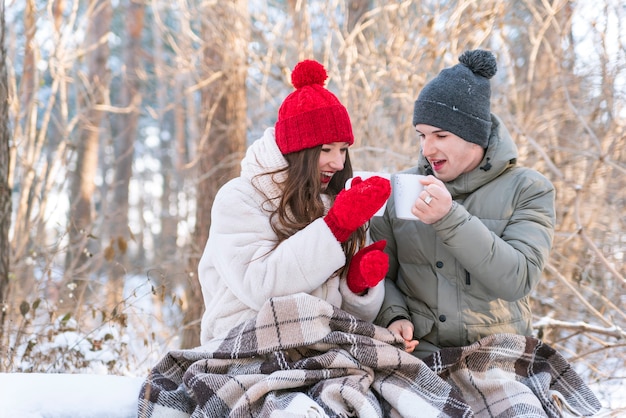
[412, 49, 497, 148]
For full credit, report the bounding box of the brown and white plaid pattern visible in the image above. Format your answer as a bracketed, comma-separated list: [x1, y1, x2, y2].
[424, 333, 601, 417]
[138, 293, 600, 417]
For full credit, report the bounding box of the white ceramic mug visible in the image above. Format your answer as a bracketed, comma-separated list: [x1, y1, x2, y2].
[392, 173, 426, 220]
[345, 171, 391, 217]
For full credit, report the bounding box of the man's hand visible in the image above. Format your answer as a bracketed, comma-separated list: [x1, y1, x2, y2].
[411, 175, 453, 224]
[388, 318, 419, 353]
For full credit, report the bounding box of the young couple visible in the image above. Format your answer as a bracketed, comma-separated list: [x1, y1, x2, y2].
[140, 52, 603, 418]
[198, 51, 556, 360]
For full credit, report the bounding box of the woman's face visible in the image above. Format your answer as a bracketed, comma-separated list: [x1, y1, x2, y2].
[318, 142, 350, 190]
[416, 124, 485, 182]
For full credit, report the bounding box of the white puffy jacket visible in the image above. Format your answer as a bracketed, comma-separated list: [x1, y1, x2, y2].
[199, 127, 384, 344]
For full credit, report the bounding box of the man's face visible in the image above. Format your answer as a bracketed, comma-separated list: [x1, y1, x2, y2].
[416, 124, 485, 182]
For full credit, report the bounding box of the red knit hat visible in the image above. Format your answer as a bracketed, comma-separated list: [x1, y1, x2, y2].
[275, 60, 354, 154]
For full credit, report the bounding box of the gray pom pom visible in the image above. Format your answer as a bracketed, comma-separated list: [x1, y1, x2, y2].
[459, 50, 497, 79]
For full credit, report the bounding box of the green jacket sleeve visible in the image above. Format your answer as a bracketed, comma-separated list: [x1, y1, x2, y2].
[434, 169, 555, 302]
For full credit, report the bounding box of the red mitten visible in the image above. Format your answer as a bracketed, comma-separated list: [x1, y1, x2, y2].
[349, 176, 364, 187]
[347, 240, 389, 294]
[324, 176, 391, 242]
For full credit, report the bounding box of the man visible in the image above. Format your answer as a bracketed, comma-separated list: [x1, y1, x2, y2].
[371, 49, 556, 359]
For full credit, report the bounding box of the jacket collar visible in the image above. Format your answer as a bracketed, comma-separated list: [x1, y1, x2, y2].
[240, 127, 287, 210]
[239, 127, 333, 213]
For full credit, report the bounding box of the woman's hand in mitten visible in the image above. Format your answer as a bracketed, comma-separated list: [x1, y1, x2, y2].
[324, 176, 391, 242]
[346, 240, 388, 294]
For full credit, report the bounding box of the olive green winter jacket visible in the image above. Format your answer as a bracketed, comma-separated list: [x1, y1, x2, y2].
[370, 114, 556, 359]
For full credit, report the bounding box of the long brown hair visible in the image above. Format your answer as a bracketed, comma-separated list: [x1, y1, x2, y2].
[264, 146, 366, 272]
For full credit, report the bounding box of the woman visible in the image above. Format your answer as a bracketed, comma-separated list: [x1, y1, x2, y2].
[198, 59, 391, 344]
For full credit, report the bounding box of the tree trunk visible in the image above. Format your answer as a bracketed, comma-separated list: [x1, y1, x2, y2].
[11, 0, 37, 264]
[181, 0, 249, 349]
[64, 0, 112, 313]
[0, 0, 12, 364]
[151, 3, 180, 291]
[107, 0, 145, 311]
[286, 0, 312, 61]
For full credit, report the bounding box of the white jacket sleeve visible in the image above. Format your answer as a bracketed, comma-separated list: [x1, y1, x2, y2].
[199, 180, 346, 312]
[339, 278, 385, 322]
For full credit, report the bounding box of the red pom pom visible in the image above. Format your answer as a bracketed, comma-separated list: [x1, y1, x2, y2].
[291, 60, 328, 89]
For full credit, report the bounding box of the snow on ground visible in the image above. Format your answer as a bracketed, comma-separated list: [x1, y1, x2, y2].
[0, 373, 144, 418]
[0, 371, 624, 417]
[0, 276, 179, 417]
[1, 277, 624, 417]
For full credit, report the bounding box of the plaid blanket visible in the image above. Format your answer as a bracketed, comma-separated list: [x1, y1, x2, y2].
[138, 293, 600, 417]
[424, 334, 601, 417]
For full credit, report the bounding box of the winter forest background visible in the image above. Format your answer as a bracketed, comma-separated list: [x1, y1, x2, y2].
[0, 0, 625, 414]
